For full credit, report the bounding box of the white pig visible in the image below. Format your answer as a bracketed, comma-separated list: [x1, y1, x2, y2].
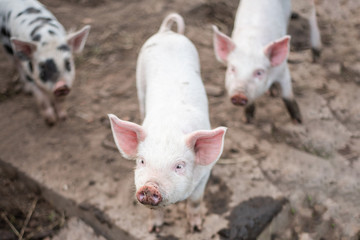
[108, 13, 227, 232]
[0, 0, 90, 125]
[213, 0, 322, 123]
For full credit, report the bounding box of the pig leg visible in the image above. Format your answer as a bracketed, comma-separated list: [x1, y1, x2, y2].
[14, 62, 31, 94]
[278, 67, 302, 124]
[148, 208, 164, 233]
[268, 82, 281, 98]
[54, 97, 67, 121]
[31, 84, 57, 125]
[309, 0, 322, 62]
[186, 173, 210, 232]
[244, 103, 256, 124]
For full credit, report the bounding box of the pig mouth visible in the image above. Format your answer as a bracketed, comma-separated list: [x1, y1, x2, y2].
[54, 86, 70, 97]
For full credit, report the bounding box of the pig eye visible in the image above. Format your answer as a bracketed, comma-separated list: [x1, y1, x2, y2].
[64, 59, 71, 72]
[229, 65, 236, 73]
[174, 162, 186, 174]
[137, 158, 146, 167]
[253, 69, 265, 78]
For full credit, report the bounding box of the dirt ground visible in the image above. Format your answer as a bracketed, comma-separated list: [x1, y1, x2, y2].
[0, 166, 64, 239]
[0, 0, 360, 239]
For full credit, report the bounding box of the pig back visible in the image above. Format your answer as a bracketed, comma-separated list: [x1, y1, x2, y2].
[0, 0, 66, 42]
[137, 32, 210, 131]
[233, 0, 291, 45]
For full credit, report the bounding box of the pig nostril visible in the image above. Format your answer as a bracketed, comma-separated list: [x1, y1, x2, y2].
[54, 86, 70, 97]
[231, 95, 247, 106]
[152, 194, 159, 201]
[231, 97, 238, 105]
[139, 192, 145, 201]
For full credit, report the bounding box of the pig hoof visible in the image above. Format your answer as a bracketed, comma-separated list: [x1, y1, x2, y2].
[44, 111, 57, 126]
[242, 115, 253, 124]
[244, 104, 255, 124]
[58, 112, 68, 121]
[45, 117, 56, 126]
[188, 214, 203, 233]
[312, 48, 321, 63]
[292, 117, 302, 125]
[148, 224, 162, 233]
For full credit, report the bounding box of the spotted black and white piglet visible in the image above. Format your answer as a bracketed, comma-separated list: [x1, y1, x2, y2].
[0, 0, 90, 125]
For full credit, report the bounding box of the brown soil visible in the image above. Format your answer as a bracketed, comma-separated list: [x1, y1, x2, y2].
[0, 166, 64, 240]
[1, 0, 360, 239]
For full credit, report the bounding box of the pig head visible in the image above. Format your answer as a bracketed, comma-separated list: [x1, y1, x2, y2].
[213, 26, 291, 106]
[11, 26, 90, 98]
[108, 114, 227, 208]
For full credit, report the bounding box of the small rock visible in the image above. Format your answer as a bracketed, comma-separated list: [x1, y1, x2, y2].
[313, 204, 327, 215]
[299, 233, 313, 240]
[82, 18, 93, 24]
[205, 84, 224, 97]
[327, 63, 341, 75]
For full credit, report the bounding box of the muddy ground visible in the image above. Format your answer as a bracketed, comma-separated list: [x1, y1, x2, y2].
[0, 166, 64, 239]
[0, 0, 360, 239]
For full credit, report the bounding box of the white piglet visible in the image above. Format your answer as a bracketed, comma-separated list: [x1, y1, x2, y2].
[213, 0, 322, 123]
[0, 0, 90, 125]
[108, 13, 227, 232]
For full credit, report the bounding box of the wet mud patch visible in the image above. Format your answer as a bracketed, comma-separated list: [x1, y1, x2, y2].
[271, 196, 346, 240]
[157, 234, 180, 240]
[218, 197, 286, 240]
[337, 145, 359, 166]
[205, 174, 233, 215]
[0, 166, 65, 239]
[288, 13, 311, 52]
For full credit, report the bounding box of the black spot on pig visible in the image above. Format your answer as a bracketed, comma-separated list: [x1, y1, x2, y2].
[16, 8, 41, 18]
[32, 34, 41, 42]
[39, 59, 59, 83]
[49, 23, 59, 29]
[26, 75, 34, 82]
[3, 44, 13, 55]
[48, 30, 56, 35]
[218, 197, 287, 240]
[1, 27, 11, 38]
[64, 59, 71, 72]
[7, 11, 12, 21]
[205, 174, 233, 215]
[57, 44, 70, 52]
[29, 17, 52, 26]
[30, 24, 43, 37]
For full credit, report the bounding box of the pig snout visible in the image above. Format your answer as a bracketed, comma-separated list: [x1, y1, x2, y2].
[231, 93, 248, 106]
[53, 81, 70, 97]
[136, 185, 162, 206]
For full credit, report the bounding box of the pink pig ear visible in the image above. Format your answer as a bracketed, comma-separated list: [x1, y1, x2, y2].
[212, 25, 235, 64]
[264, 35, 291, 67]
[11, 38, 37, 59]
[186, 127, 227, 166]
[108, 114, 146, 160]
[67, 25, 91, 53]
